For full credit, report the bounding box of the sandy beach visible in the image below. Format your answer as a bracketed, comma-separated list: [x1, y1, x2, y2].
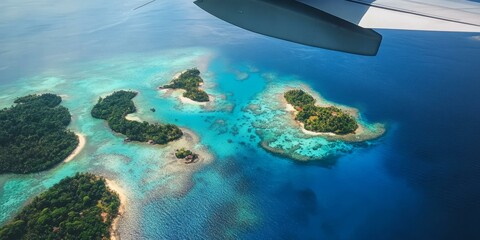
[285, 103, 296, 112]
[172, 70, 186, 80]
[105, 179, 127, 240]
[178, 92, 215, 106]
[178, 92, 208, 106]
[159, 87, 215, 107]
[58, 94, 69, 100]
[125, 114, 142, 122]
[64, 133, 86, 163]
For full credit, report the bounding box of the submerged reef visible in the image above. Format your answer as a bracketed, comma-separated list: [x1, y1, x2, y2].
[161, 68, 210, 102]
[0, 93, 79, 174]
[244, 82, 385, 164]
[91, 90, 183, 144]
[0, 173, 120, 239]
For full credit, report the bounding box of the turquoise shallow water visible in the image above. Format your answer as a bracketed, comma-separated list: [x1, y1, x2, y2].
[0, 47, 388, 238]
[1, 0, 480, 239]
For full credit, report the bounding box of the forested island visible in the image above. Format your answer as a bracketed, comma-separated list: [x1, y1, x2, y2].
[0, 173, 120, 240]
[161, 68, 210, 102]
[284, 89, 358, 135]
[0, 93, 79, 174]
[91, 90, 183, 144]
[175, 148, 199, 163]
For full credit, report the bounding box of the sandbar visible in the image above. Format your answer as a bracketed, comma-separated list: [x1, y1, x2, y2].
[63, 133, 86, 163]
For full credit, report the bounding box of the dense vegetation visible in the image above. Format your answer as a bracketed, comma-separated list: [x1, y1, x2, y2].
[162, 68, 209, 102]
[0, 173, 120, 240]
[284, 89, 358, 135]
[284, 89, 315, 107]
[0, 93, 78, 174]
[91, 90, 183, 144]
[175, 148, 198, 162]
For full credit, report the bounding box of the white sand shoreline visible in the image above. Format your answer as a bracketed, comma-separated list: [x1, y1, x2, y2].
[64, 133, 86, 163]
[178, 91, 215, 106]
[105, 179, 127, 240]
[159, 86, 215, 107]
[125, 114, 142, 122]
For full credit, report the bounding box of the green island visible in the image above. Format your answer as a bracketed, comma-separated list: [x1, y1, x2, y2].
[175, 148, 199, 163]
[161, 68, 210, 102]
[0, 173, 120, 240]
[91, 90, 183, 144]
[284, 89, 358, 135]
[0, 93, 79, 174]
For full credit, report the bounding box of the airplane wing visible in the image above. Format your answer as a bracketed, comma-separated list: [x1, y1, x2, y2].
[299, 0, 480, 32]
[194, 0, 480, 56]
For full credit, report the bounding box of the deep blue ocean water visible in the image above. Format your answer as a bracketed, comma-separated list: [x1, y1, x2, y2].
[1, 0, 480, 239]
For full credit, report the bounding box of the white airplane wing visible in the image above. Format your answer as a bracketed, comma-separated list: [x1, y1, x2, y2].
[194, 0, 480, 56]
[299, 0, 480, 32]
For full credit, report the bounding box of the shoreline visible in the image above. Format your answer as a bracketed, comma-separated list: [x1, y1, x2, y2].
[125, 114, 142, 122]
[105, 179, 127, 240]
[159, 88, 216, 107]
[64, 133, 86, 163]
[178, 91, 215, 106]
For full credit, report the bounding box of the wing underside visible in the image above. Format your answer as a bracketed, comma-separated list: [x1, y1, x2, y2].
[195, 0, 382, 55]
[195, 0, 480, 56]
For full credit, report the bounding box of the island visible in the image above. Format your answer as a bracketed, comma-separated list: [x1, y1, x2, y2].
[175, 148, 199, 163]
[160, 68, 209, 102]
[0, 173, 120, 239]
[244, 82, 386, 163]
[91, 90, 183, 144]
[0, 93, 79, 174]
[284, 89, 358, 135]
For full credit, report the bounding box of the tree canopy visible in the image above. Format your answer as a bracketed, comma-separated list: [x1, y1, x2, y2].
[175, 148, 198, 160]
[284, 89, 358, 135]
[0, 93, 78, 174]
[284, 89, 315, 107]
[162, 68, 209, 102]
[0, 173, 120, 240]
[91, 90, 183, 144]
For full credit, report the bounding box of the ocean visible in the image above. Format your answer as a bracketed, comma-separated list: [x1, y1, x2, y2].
[1, 0, 479, 239]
